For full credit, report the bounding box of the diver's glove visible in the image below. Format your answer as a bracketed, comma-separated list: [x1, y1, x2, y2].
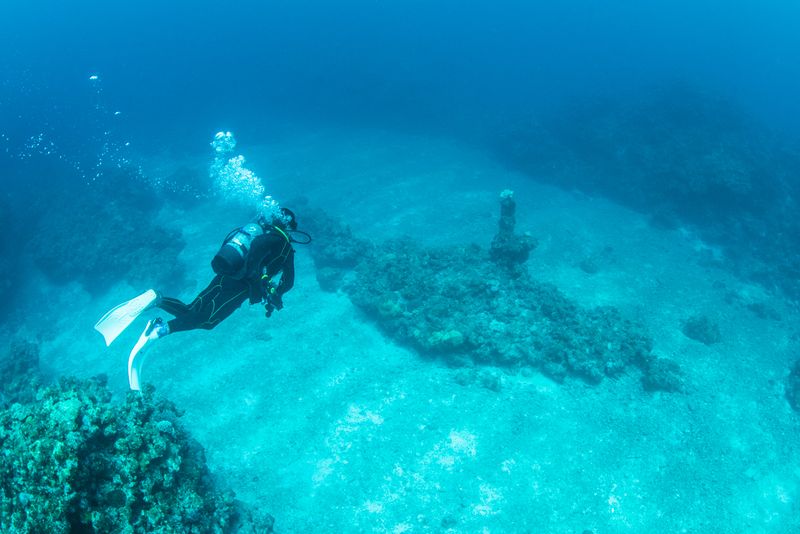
[262, 284, 284, 318]
[263, 292, 283, 318]
[261, 270, 284, 317]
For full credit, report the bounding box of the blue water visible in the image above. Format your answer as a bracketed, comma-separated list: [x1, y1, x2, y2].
[5, 1, 800, 147]
[2, 1, 800, 532]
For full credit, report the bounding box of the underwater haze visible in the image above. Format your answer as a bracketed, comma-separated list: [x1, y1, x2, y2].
[2, 1, 800, 532]
[5, 1, 800, 147]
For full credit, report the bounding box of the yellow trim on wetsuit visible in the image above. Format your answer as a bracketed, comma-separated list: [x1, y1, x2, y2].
[271, 225, 290, 244]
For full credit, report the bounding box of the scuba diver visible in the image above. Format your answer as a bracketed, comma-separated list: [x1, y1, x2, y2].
[94, 207, 310, 390]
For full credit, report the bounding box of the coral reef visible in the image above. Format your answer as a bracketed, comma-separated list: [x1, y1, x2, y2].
[0, 345, 272, 533]
[300, 204, 373, 292]
[26, 166, 186, 295]
[348, 238, 652, 383]
[308, 198, 656, 386]
[682, 314, 721, 345]
[639, 354, 685, 392]
[492, 87, 800, 301]
[0, 342, 41, 408]
[505, 88, 787, 220]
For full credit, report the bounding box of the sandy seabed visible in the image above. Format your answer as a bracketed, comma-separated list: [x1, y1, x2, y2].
[24, 127, 800, 533]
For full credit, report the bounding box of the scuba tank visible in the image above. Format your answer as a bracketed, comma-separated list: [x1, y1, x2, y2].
[211, 222, 266, 279]
[211, 210, 311, 280]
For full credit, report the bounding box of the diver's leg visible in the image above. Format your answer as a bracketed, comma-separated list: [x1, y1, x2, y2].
[165, 276, 248, 333]
[157, 297, 191, 316]
[164, 277, 223, 333]
[197, 281, 249, 330]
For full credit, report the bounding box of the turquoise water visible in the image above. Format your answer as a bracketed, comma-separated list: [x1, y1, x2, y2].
[2, 2, 800, 533]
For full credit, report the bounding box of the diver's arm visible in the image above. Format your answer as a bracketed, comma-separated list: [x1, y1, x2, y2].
[245, 235, 276, 304]
[262, 252, 293, 317]
[276, 251, 295, 296]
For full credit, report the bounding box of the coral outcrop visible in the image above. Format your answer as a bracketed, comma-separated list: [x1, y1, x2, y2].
[301, 205, 373, 292]
[0, 342, 41, 408]
[493, 87, 800, 301]
[682, 314, 722, 345]
[26, 166, 186, 295]
[307, 197, 658, 386]
[0, 342, 272, 533]
[348, 239, 652, 383]
[639, 354, 685, 392]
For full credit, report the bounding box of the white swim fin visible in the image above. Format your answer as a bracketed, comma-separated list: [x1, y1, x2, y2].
[128, 318, 167, 391]
[95, 289, 158, 346]
[128, 336, 148, 391]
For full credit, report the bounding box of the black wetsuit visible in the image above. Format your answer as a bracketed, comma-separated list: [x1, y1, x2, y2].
[158, 226, 295, 333]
